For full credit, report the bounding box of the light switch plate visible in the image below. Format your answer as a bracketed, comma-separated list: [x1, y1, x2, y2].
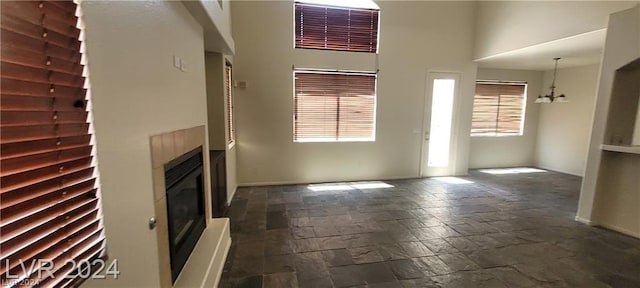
[173, 55, 180, 69]
[234, 80, 247, 88]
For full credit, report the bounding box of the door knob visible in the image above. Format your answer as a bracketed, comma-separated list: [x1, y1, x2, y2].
[148, 217, 157, 230]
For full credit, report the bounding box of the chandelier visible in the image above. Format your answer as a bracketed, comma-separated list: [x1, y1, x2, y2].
[536, 57, 568, 103]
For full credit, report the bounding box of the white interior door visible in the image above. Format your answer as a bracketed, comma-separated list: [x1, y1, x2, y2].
[421, 72, 460, 177]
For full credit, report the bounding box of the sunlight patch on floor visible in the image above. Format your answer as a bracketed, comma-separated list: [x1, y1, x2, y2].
[308, 184, 354, 192]
[308, 181, 393, 191]
[351, 182, 394, 189]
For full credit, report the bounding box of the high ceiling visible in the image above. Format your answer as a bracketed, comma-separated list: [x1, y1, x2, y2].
[474, 29, 606, 71]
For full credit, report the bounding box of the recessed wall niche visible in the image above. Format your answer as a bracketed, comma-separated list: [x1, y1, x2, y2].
[604, 57, 640, 146]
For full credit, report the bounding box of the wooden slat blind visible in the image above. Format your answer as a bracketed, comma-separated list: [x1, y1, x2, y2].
[225, 62, 235, 144]
[294, 71, 376, 142]
[0, 1, 105, 286]
[295, 2, 379, 53]
[471, 83, 527, 136]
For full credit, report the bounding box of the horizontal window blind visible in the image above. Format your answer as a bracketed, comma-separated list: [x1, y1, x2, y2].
[471, 83, 526, 136]
[294, 71, 376, 142]
[225, 62, 235, 144]
[0, 1, 105, 286]
[294, 2, 379, 53]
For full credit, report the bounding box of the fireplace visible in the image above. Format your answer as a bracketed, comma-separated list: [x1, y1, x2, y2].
[164, 146, 206, 282]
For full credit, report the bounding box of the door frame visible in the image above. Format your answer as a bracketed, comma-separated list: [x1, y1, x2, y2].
[419, 71, 462, 177]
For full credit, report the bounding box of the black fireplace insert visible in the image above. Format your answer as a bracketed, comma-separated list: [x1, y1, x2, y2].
[164, 146, 206, 282]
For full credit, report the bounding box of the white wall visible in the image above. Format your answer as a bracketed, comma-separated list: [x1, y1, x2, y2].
[183, 0, 235, 53]
[469, 69, 543, 169]
[474, 1, 638, 60]
[534, 64, 599, 176]
[231, 1, 478, 185]
[201, 0, 234, 50]
[81, 1, 208, 286]
[206, 52, 226, 150]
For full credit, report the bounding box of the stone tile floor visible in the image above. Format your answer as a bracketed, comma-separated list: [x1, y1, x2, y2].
[219, 169, 640, 287]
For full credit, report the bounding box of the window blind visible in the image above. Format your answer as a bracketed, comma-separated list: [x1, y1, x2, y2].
[225, 62, 234, 144]
[294, 71, 376, 142]
[471, 83, 527, 136]
[0, 1, 105, 286]
[294, 2, 379, 53]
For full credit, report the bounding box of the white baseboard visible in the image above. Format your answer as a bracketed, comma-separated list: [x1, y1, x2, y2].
[597, 222, 640, 239]
[575, 216, 640, 239]
[226, 186, 237, 206]
[574, 216, 594, 225]
[534, 165, 584, 177]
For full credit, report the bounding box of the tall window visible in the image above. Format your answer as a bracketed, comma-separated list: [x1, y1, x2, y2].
[294, 1, 379, 53]
[471, 82, 527, 136]
[294, 70, 376, 142]
[225, 62, 235, 145]
[0, 1, 106, 286]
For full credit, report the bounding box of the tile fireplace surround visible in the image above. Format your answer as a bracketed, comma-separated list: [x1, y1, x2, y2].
[150, 125, 231, 287]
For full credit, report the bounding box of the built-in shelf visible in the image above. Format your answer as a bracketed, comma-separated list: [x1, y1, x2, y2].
[601, 144, 640, 154]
